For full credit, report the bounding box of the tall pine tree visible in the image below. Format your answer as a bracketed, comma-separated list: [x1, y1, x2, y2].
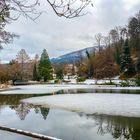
[120, 39, 135, 76]
[33, 63, 39, 81]
[136, 57, 140, 73]
[38, 49, 52, 82]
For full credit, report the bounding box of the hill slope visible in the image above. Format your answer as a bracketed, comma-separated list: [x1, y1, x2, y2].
[51, 46, 102, 64]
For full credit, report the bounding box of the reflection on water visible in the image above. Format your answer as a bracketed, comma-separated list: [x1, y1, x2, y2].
[10, 104, 49, 120]
[0, 94, 50, 120]
[84, 114, 140, 140]
[63, 88, 140, 94]
[0, 91, 140, 140]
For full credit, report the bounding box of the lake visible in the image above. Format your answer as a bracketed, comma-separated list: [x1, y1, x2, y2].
[0, 85, 140, 140]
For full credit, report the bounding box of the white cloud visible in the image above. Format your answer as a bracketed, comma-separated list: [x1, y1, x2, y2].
[123, 0, 140, 10]
[0, 0, 140, 63]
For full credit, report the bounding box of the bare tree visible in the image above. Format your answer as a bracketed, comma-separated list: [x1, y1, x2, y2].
[9, 60, 22, 83]
[16, 49, 30, 80]
[0, 0, 93, 49]
[109, 29, 119, 45]
[34, 54, 39, 62]
[120, 27, 128, 41]
[1, 0, 93, 20]
[0, 0, 19, 49]
[95, 33, 103, 53]
[16, 49, 30, 63]
[103, 36, 110, 48]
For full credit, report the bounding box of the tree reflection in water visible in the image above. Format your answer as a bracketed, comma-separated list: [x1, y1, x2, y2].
[10, 103, 30, 120]
[0, 94, 140, 140]
[79, 113, 140, 140]
[0, 94, 50, 120]
[34, 106, 50, 120]
[10, 103, 49, 120]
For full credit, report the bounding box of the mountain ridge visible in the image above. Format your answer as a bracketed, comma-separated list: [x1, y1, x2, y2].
[51, 46, 103, 64]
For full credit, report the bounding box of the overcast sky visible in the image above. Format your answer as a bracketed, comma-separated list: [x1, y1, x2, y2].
[0, 0, 140, 63]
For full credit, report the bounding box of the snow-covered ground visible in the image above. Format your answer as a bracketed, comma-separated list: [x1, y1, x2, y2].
[22, 93, 140, 118]
[0, 84, 140, 94]
[0, 84, 94, 94]
[83, 79, 124, 85]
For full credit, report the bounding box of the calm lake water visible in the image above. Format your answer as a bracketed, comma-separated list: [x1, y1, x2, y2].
[0, 87, 140, 140]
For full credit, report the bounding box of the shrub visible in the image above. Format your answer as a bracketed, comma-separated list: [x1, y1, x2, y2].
[119, 80, 130, 87]
[135, 76, 140, 86]
[77, 77, 86, 82]
[104, 82, 116, 85]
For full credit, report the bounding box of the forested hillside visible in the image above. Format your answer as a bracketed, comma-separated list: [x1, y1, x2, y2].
[55, 10, 140, 80]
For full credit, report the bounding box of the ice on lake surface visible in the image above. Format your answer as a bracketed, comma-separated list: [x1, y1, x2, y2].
[1, 84, 140, 117]
[1, 104, 140, 140]
[0, 85, 140, 140]
[22, 93, 140, 117]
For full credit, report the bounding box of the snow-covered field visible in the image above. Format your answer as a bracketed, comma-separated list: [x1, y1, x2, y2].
[22, 93, 140, 117]
[1, 84, 140, 94]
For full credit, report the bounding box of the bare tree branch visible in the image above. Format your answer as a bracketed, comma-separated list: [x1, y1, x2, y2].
[0, 0, 93, 49]
[1, 0, 93, 21]
[46, 0, 92, 18]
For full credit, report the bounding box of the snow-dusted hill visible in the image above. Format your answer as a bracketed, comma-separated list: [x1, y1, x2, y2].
[51, 46, 103, 64]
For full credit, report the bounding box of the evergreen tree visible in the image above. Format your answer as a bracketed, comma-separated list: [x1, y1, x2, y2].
[120, 39, 135, 76]
[128, 12, 140, 52]
[38, 49, 52, 82]
[32, 63, 39, 81]
[136, 57, 140, 73]
[40, 107, 49, 120]
[86, 49, 94, 78]
[56, 69, 63, 79]
[114, 46, 121, 65]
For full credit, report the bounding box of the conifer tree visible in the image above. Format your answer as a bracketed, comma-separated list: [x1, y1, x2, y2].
[33, 63, 39, 81]
[114, 47, 121, 65]
[120, 39, 135, 76]
[136, 57, 140, 73]
[38, 49, 52, 82]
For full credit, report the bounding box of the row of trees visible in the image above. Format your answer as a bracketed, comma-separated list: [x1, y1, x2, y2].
[0, 49, 53, 83]
[0, 0, 93, 84]
[1, 10, 140, 83]
[75, 10, 140, 80]
[53, 10, 140, 81]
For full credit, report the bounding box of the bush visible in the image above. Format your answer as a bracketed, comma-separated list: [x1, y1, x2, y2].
[104, 82, 116, 85]
[77, 77, 86, 82]
[135, 76, 140, 86]
[54, 79, 59, 83]
[120, 80, 130, 87]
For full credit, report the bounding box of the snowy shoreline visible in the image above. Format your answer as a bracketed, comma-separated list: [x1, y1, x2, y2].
[0, 84, 140, 94]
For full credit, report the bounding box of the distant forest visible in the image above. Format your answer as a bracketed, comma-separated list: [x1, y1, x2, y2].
[66, 10, 140, 80]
